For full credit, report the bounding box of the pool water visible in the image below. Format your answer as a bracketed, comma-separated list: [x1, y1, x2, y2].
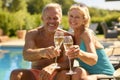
[0, 46, 31, 80]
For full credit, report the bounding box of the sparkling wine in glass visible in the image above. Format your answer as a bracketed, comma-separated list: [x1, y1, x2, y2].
[54, 31, 64, 69]
[64, 36, 76, 75]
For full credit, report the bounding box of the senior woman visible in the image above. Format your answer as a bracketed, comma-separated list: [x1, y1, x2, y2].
[56, 3, 115, 80]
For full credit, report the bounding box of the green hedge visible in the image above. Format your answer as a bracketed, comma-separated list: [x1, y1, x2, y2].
[91, 12, 120, 34]
[0, 10, 120, 37]
[0, 11, 41, 36]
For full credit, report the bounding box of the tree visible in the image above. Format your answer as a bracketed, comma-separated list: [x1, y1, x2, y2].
[27, 0, 74, 14]
[0, 0, 2, 8]
[0, 0, 2, 11]
[8, 0, 27, 12]
[27, 0, 52, 14]
[52, 0, 75, 15]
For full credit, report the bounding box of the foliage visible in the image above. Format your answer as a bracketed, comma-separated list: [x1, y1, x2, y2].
[0, 10, 41, 36]
[2, 0, 27, 12]
[61, 15, 69, 30]
[118, 17, 120, 22]
[14, 10, 27, 30]
[26, 0, 74, 14]
[24, 14, 41, 30]
[52, 0, 75, 15]
[89, 7, 109, 17]
[0, 0, 2, 9]
[0, 11, 10, 35]
[10, 0, 27, 12]
[0, 0, 120, 37]
[27, 0, 52, 14]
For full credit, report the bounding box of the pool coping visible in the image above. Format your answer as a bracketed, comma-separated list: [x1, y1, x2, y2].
[0, 39, 24, 47]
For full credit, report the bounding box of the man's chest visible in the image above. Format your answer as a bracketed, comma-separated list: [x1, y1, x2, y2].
[35, 36, 55, 48]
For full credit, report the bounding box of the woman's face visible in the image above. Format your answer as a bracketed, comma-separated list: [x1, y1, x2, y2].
[68, 8, 84, 29]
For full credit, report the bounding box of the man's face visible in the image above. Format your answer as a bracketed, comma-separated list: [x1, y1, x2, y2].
[42, 8, 62, 32]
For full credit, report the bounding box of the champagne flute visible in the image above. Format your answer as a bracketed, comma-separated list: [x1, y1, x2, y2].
[63, 36, 76, 75]
[54, 31, 64, 69]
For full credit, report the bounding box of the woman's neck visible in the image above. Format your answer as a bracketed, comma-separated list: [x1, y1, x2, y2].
[74, 27, 85, 45]
[74, 27, 85, 36]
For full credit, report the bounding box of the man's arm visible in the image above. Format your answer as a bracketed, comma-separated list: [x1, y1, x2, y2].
[23, 30, 43, 61]
[23, 30, 60, 61]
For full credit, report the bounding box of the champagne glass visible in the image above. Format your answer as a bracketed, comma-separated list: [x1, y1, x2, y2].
[54, 31, 64, 69]
[63, 36, 76, 75]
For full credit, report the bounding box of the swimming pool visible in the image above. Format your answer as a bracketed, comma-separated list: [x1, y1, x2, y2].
[0, 46, 31, 80]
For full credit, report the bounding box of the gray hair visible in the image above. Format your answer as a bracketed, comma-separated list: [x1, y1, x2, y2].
[42, 3, 62, 18]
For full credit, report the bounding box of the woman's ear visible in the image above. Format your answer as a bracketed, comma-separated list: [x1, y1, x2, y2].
[83, 16, 88, 24]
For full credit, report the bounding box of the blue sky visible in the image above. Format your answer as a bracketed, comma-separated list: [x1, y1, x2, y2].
[74, 0, 120, 10]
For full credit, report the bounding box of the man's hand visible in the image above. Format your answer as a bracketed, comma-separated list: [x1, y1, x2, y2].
[41, 46, 61, 59]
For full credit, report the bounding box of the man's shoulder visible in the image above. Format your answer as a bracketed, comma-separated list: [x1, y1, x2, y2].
[27, 27, 42, 34]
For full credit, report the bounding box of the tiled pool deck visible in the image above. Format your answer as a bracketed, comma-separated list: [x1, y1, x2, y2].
[99, 38, 120, 56]
[0, 38, 120, 56]
[0, 39, 25, 46]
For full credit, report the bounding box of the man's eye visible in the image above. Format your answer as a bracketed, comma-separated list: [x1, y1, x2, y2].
[75, 16, 80, 19]
[47, 17, 51, 20]
[53, 18, 58, 20]
[70, 15, 73, 18]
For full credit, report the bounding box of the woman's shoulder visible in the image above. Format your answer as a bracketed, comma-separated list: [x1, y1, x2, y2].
[58, 28, 73, 36]
[81, 29, 92, 39]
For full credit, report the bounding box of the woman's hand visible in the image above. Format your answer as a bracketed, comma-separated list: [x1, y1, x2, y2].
[65, 45, 80, 59]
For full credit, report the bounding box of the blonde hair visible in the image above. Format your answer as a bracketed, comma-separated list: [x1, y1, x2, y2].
[68, 3, 90, 27]
[42, 3, 62, 18]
